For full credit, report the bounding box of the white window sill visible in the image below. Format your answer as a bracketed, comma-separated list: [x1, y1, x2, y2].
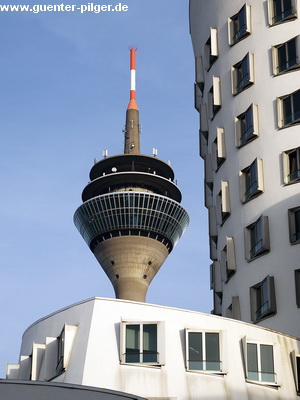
[246, 379, 281, 389]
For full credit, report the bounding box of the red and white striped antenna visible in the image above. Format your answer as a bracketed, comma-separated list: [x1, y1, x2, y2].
[127, 46, 138, 110]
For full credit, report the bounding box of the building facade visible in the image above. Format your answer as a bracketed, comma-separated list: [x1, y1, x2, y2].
[5, 297, 300, 399]
[190, 0, 300, 337]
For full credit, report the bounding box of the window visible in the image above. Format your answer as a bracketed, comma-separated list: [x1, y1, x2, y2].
[268, 0, 297, 25]
[56, 328, 65, 375]
[221, 237, 236, 281]
[250, 276, 276, 322]
[290, 350, 300, 392]
[122, 323, 159, 364]
[231, 53, 254, 95]
[186, 331, 221, 372]
[282, 147, 300, 184]
[295, 269, 300, 307]
[228, 4, 251, 46]
[245, 215, 270, 261]
[277, 89, 300, 128]
[212, 128, 226, 170]
[246, 342, 276, 383]
[195, 56, 204, 93]
[205, 28, 218, 69]
[217, 181, 230, 224]
[235, 104, 259, 147]
[240, 158, 264, 203]
[288, 207, 300, 243]
[272, 36, 300, 75]
[208, 76, 221, 119]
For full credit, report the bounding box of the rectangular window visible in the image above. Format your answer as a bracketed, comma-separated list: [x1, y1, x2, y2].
[277, 89, 300, 128]
[240, 158, 264, 202]
[250, 276, 276, 322]
[187, 331, 221, 372]
[290, 350, 300, 392]
[221, 237, 236, 281]
[232, 53, 254, 95]
[288, 207, 300, 243]
[212, 127, 226, 170]
[245, 215, 270, 261]
[205, 28, 218, 70]
[195, 56, 204, 93]
[208, 76, 221, 119]
[247, 343, 276, 382]
[268, 0, 297, 25]
[228, 4, 251, 46]
[273, 36, 300, 75]
[282, 147, 300, 184]
[235, 104, 259, 147]
[295, 269, 300, 307]
[123, 323, 158, 364]
[56, 328, 65, 375]
[217, 181, 231, 224]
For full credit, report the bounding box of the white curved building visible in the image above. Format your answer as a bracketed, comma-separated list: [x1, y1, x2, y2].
[189, 0, 300, 337]
[4, 297, 300, 399]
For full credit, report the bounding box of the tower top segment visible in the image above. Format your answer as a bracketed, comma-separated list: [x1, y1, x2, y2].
[124, 48, 140, 154]
[74, 49, 189, 302]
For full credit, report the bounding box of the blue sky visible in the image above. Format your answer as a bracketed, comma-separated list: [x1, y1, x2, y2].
[0, 0, 211, 377]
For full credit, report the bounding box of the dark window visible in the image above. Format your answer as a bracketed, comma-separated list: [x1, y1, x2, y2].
[271, 0, 295, 24]
[125, 324, 158, 364]
[188, 332, 221, 371]
[230, 4, 250, 45]
[236, 104, 258, 147]
[275, 37, 298, 74]
[246, 216, 270, 261]
[247, 343, 276, 382]
[295, 269, 300, 307]
[250, 276, 276, 322]
[289, 207, 300, 243]
[56, 328, 65, 375]
[233, 53, 253, 94]
[281, 89, 300, 127]
[288, 148, 300, 182]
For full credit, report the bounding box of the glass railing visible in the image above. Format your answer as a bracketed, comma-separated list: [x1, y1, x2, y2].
[74, 192, 189, 249]
[188, 360, 222, 372]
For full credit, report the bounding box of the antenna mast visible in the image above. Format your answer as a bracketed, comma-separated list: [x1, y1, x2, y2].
[124, 47, 140, 154]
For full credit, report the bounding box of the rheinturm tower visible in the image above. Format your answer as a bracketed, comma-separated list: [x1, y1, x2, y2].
[73, 49, 189, 302]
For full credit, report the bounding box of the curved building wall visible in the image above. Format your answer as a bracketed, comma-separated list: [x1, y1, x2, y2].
[5, 298, 300, 400]
[190, 0, 300, 336]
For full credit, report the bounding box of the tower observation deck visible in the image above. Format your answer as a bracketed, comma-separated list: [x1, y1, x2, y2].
[74, 49, 189, 302]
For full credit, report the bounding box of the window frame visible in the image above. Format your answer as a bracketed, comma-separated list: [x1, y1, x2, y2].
[235, 104, 259, 147]
[282, 147, 300, 184]
[250, 276, 277, 322]
[212, 127, 226, 171]
[231, 53, 254, 95]
[228, 4, 251, 46]
[121, 321, 163, 366]
[221, 237, 236, 282]
[277, 88, 300, 128]
[290, 350, 300, 393]
[205, 28, 218, 70]
[195, 56, 204, 93]
[295, 269, 300, 307]
[186, 329, 223, 373]
[272, 36, 300, 75]
[288, 206, 300, 244]
[245, 215, 270, 261]
[208, 76, 221, 119]
[240, 158, 264, 203]
[217, 181, 231, 224]
[268, 0, 297, 25]
[241, 337, 277, 384]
